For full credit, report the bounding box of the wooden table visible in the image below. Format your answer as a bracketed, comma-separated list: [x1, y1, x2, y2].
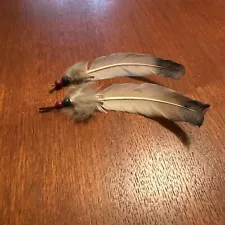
[0, 0, 225, 224]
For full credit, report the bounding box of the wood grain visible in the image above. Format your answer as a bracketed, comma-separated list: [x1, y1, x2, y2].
[0, 0, 225, 225]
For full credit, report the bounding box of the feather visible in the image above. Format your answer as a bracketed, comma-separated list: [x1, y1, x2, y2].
[87, 53, 185, 80]
[63, 82, 209, 127]
[49, 53, 185, 92]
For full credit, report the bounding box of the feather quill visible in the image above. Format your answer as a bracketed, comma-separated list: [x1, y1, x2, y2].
[50, 53, 185, 92]
[63, 82, 209, 126]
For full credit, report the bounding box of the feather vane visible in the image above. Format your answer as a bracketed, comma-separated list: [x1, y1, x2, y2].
[66, 53, 185, 82]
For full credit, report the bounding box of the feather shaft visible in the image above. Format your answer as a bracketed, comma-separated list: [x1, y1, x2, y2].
[87, 63, 163, 74]
[98, 96, 196, 112]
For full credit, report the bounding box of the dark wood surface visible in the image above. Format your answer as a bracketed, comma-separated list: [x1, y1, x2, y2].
[0, 0, 225, 225]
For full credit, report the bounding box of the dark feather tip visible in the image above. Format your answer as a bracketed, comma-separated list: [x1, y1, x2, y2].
[157, 59, 185, 79]
[193, 103, 210, 127]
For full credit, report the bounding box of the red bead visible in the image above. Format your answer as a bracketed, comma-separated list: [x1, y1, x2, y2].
[55, 101, 64, 109]
[55, 80, 63, 90]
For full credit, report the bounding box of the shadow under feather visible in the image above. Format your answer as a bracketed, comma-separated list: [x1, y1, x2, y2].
[129, 76, 165, 86]
[152, 117, 190, 147]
